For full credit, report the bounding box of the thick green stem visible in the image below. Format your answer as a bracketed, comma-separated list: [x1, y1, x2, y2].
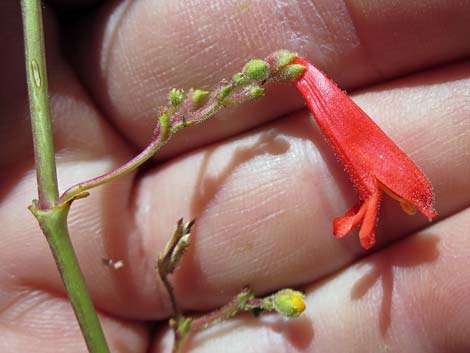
[30, 204, 111, 353]
[21, 1, 110, 352]
[21, 0, 58, 209]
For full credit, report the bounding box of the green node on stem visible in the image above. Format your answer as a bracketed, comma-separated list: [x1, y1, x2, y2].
[29, 201, 110, 353]
[159, 113, 171, 140]
[22, 0, 111, 352]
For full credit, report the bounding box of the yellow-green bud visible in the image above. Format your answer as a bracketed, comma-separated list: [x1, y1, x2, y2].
[192, 89, 209, 104]
[232, 72, 247, 86]
[272, 289, 306, 318]
[218, 85, 233, 100]
[178, 318, 192, 335]
[267, 49, 298, 72]
[242, 59, 270, 82]
[169, 318, 177, 329]
[249, 86, 264, 99]
[168, 88, 184, 106]
[278, 64, 306, 81]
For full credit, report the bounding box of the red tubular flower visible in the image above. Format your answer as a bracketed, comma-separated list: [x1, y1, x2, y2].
[292, 57, 437, 249]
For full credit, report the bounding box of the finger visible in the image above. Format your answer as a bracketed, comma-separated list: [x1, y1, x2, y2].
[152, 208, 470, 353]
[8, 61, 465, 320]
[0, 0, 138, 339]
[0, 0, 35, 167]
[46, 0, 103, 10]
[4, 55, 467, 323]
[0, 289, 148, 353]
[134, 62, 470, 312]
[70, 0, 470, 158]
[0, 0, 130, 167]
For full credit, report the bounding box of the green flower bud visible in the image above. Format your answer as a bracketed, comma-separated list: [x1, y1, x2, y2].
[218, 85, 233, 100]
[192, 89, 209, 104]
[277, 64, 306, 81]
[169, 318, 177, 329]
[168, 88, 184, 106]
[178, 318, 192, 335]
[242, 59, 270, 82]
[232, 72, 247, 86]
[249, 86, 264, 99]
[268, 50, 298, 71]
[272, 289, 306, 318]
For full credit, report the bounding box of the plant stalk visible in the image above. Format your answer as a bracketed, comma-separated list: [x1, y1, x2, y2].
[30, 204, 111, 353]
[21, 0, 58, 209]
[21, 0, 110, 352]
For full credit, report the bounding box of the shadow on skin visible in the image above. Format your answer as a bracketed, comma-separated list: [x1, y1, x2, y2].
[190, 129, 291, 217]
[351, 234, 439, 336]
[168, 116, 330, 350]
[174, 111, 350, 309]
[173, 129, 291, 308]
[99, 159, 160, 318]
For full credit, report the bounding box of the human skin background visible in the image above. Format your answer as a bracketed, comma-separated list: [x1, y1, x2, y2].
[0, 0, 469, 352]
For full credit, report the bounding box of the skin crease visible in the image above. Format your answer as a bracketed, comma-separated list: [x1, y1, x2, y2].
[0, 0, 469, 353]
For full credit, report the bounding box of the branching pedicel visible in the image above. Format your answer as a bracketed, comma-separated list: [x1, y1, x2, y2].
[157, 219, 306, 353]
[58, 53, 305, 205]
[154, 51, 436, 352]
[40, 48, 436, 353]
[61, 49, 435, 250]
[153, 50, 436, 251]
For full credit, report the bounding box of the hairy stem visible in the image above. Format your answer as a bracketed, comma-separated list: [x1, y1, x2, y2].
[58, 96, 223, 204]
[59, 132, 166, 204]
[59, 52, 303, 204]
[22, 1, 110, 352]
[159, 265, 181, 318]
[190, 289, 255, 331]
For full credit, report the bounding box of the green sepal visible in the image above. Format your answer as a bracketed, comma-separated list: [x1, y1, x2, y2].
[272, 289, 306, 318]
[192, 89, 209, 104]
[178, 318, 192, 335]
[277, 64, 306, 81]
[218, 85, 233, 100]
[232, 72, 247, 86]
[249, 86, 264, 99]
[269, 50, 298, 71]
[242, 59, 270, 82]
[168, 88, 184, 106]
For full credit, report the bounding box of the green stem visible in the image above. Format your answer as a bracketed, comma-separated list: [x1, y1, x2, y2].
[30, 203, 111, 353]
[21, 0, 58, 209]
[189, 288, 255, 331]
[59, 132, 167, 204]
[21, 1, 110, 352]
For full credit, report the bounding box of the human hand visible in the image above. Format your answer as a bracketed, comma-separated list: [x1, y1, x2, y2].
[1, 0, 469, 352]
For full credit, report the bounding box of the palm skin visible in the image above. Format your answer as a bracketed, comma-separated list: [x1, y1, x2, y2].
[1, 1, 469, 352]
